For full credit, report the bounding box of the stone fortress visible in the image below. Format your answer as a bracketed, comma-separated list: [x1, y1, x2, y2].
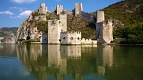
[16, 2, 113, 44]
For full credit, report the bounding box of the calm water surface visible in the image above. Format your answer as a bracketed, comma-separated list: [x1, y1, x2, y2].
[0, 43, 142, 80]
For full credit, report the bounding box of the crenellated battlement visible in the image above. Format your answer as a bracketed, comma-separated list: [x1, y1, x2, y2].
[56, 5, 63, 15]
[61, 31, 81, 34]
[38, 3, 48, 14]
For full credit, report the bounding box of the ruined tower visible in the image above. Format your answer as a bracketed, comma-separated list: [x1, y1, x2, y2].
[74, 3, 83, 15]
[48, 19, 61, 44]
[96, 10, 113, 43]
[38, 3, 48, 14]
[59, 14, 67, 32]
[99, 20, 113, 43]
[56, 5, 63, 15]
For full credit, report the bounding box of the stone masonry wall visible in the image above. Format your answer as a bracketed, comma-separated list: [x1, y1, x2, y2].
[59, 14, 67, 32]
[48, 20, 61, 44]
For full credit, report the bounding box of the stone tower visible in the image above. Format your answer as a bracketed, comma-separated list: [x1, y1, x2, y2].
[59, 14, 67, 32]
[38, 3, 48, 14]
[96, 10, 105, 39]
[56, 5, 63, 15]
[96, 10, 113, 43]
[75, 3, 83, 15]
[97, 19, 113, 43]
[96, 10, 105, 23]
[48, 19, 61, 44]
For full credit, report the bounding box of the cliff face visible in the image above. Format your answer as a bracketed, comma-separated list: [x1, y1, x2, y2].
[17, 3, 96, 41]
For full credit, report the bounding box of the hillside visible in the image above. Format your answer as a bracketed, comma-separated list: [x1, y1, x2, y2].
[102, 0, 143, 44]
[103, 0, 143, 26]
[0, 27, 18, 42]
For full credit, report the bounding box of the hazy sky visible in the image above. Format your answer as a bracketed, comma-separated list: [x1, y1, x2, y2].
[0, 0, 120, 28]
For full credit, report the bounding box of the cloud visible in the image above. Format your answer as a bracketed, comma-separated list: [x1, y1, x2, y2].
[0, 11, 13, 15]
[11, 10, 32, 18]
[9, 6, 25, 12]
[11, 0, 36, 3]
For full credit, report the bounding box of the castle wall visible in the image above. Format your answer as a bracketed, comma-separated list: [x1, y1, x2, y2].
[75, 3, 83, 15]
[81, 38, 97, 45]
[60, 31, 81, 44]
[66, 10, 74, 15]
[56, 5, 63, 15]
[48, 20, 61, 44]
[59, 14, 67, 32]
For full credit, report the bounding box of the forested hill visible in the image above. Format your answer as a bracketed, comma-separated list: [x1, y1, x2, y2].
[103, 0, 143, 26]
[102, 0, 143, 44]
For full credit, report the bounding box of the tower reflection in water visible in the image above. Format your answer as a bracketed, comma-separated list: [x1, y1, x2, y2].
[16, 44, 113, 80]
[96, 45, 113, 77]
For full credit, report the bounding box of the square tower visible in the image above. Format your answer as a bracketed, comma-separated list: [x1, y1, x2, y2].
[48, 20, 61, 44]
[38, 3, 48, 14]
[75, 3, 83, 15]
[56, 5, 63, 15]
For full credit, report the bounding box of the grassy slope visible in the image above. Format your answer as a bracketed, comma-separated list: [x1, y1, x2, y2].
[103, 0, 143, 26]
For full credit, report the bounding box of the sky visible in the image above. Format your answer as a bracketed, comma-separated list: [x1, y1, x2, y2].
[0, 0, 120, 28]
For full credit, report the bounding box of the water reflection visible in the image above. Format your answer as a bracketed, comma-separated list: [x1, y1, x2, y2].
[1, 44, 143, 80]
[16, 44, 98, 80]
[0, 43, 16, 57]
[96, 45, 113, 77]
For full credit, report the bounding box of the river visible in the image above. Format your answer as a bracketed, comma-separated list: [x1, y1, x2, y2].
[0, 43, 142, 80]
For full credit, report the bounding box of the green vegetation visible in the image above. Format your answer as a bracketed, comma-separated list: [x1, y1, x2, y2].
[114, 23, 143, 44]
[102, 0, 143, 44]
[37, 21, 48, 33]
[32, 11, 45, 17]
[103, 0, 143, 25]
[23, 39, 39, 43]
[67, 15, 96, 39]
[46, 12, 58, 20]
